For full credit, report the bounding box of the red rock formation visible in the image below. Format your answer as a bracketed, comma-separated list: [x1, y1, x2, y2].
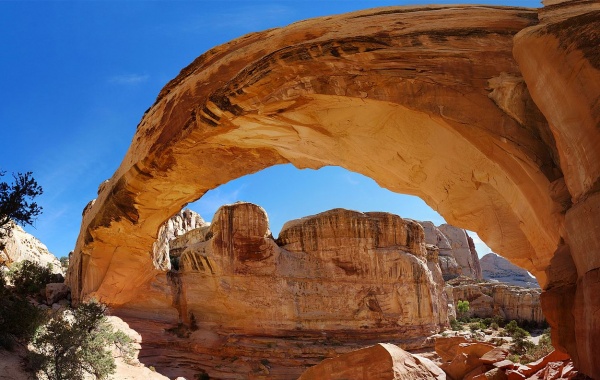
[298, 343, 446, 380]
[66, 2, 600, 377]
[116, 204, 448, 378]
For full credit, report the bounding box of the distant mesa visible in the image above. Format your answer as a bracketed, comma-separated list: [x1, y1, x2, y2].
[480, 252, 540, 288]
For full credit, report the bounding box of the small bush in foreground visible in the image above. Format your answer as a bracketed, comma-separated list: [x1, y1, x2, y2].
[29, 300, 134, 380]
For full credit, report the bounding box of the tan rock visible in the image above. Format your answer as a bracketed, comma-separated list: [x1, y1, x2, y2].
[298, 343, 446, 380]
[449, 279, 544, 323]
[480, 348, 509, 365]
[480, 253, 539, 288]
[435, 336, 468, 363]
[437, 225, 482, 280]
[456, 343, 495, 359]
[0, 222, 62, 274]
[45, 283, 70, 305]
[441, 353, 482, 380]
[64, 2, 600, 378]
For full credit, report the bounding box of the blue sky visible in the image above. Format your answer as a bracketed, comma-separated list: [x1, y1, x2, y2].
[1, 0, 541, 258]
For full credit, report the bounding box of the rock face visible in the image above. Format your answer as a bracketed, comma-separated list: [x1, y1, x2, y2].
[448, 277, 544, 323]
[298, 343, 445, 380]
[480, 253, 539, 288]
[116, 203, 448, 379]
[0, 222, 62, 274]
[421, 222, 482, 281]
[66, 2, 600, 378]
[151, 209, 207, 271]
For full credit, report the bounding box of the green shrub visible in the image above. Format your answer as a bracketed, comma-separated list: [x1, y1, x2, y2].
[29, 300, 134, 380]
[490, 322, 499, 331]
[9, 260, 53, 296]
[450, 318, 463, 331]
[457, 300, 470, 317]
[0, 272, 48, 350]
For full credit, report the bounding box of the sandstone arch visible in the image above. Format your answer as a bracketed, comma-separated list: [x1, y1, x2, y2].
[67, 3, 600, 377]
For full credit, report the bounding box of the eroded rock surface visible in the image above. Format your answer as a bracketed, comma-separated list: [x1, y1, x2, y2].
[0, 222, 62, 274]
[481, 253, 539, 288]
[448, 277, 544, 323]
[67, 2, 600, 378]
[116, 203, 448, 379]
[421, 222, 482, 281]
[298, 343, 446, 380]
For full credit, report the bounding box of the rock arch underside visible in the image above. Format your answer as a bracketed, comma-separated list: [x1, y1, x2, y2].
[66, 2, 600, 378]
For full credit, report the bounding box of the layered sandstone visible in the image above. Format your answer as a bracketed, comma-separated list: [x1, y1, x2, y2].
[481, 253, 540, 288]
[421, 222, 482, 281]
[448, 277, 544, 323]
[0, 222, 62, 274]
[298, 343, 445, 380]
[67, 2, 600, 378]
[117, 203, 448, 379]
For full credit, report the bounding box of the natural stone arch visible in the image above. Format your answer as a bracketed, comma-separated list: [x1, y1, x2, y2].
[67, 3, 600, 377]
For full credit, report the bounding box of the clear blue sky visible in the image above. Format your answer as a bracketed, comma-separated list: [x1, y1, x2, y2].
[1, 0, 541, 258]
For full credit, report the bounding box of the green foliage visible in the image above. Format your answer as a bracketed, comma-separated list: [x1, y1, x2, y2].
[9, 260, 53, 296]
[29, 300, 135, 380]
[490, 322, 499, 331]
[59, 257, 69, 271]
[469, 321, 486, 332]
[450, 318, 463, 331]
[457, 300, 470, 316]
[0, 170, 43, 250]
[0, 285, 47, 350]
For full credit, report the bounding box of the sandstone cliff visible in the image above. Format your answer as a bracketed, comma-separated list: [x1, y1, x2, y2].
[115, 203, 449, 379]
[67, 2, 600, 378]
[447, 277, 544, 323]
[0, 222, 62, 274]
[481, 252, 540, 288]
[421, 222, 482, 281]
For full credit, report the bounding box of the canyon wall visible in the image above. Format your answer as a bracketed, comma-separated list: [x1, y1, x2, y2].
[66, 2, 600, 377]
[0, 222, 62, 274]
[481, 253, 540, 288]
[115, 203, 449, 379]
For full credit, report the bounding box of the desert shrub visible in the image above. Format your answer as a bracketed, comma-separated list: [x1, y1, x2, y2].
[510, 327, 534, 355]
[504, 320, 521, 336]
[9, 260, 53, 296]
[457, 300, 470, 318]
[450, 318, 463, 331]
[29, 300, 134, 380]
[490, 322, 499, 330]
[0, 272, 47, 350]
[469, 322, 486, 332]
[520, 329, 553, 363]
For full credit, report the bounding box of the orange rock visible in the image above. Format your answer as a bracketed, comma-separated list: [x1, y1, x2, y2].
[480, 348, 509, 364]
[464, 365, 489, 380]
[298, 343, 446, 380]
[435, 336, 468, 362]
[457, 342, 495, 359]
[441, 353, 482, 380]
[474, 368, 508, 380]
[492, 360, 515, 370]
[506, 370, 526, 380]
[64, 1, 600, 378]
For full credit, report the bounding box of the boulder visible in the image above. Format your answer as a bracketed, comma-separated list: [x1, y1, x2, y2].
[435, 336, 469, 362]
[45, 283, 70, 305]
[480, 348, 509, 365]
[298, 343, 446, 380]
[456, 343, 495, 359]
[440, 353, 481, 380]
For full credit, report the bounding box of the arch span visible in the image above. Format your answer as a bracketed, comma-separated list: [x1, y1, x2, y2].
[67, 3, 600, 377]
